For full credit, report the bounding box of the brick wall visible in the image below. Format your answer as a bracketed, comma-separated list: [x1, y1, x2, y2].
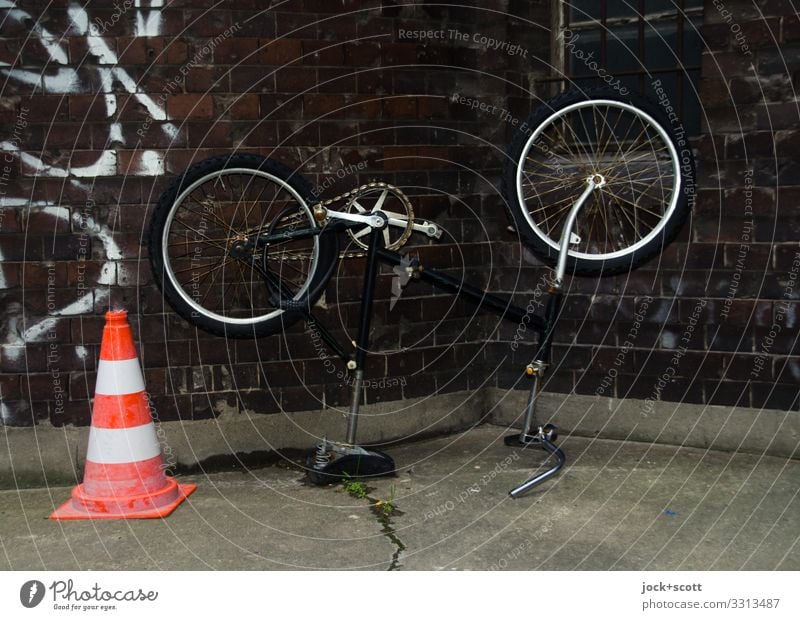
[0, 1, 552, 427]
[1, 1, 797, 431]
[499, 0, 799, 414]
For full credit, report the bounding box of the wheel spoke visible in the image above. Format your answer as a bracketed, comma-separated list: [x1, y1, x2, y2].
[199, 258, 229, 308]
[603, 187, 663, 231]
[512, 98, 684, 265]
[242, 177, 273, 229]
[157, 162, 324, 326]
[574, 107, 599, 170]
[171, 218, 230, 251]
[373, 189, 389, 212]
[540, 120, 586, 170]
[531, 199, 576, 233]
[235, 261, 257, 312]
[583, 200, 600, 252]
[523, 180, 580, 201]
[521, 168, 578, 184]
[594, 105, 627, 165]
[188, 196, 237, 234]
[615, 202, 642, 240]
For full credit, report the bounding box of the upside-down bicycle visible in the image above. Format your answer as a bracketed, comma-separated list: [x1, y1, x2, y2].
[147, 87, 694, 497]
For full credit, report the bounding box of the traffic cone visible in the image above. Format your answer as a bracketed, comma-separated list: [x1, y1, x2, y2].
[51, 310, 196, 520]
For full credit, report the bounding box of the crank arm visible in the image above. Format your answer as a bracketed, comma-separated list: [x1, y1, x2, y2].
[324, 208, 386, 228]
[410, 219, 442, 239]
[381, 210, 442, 239]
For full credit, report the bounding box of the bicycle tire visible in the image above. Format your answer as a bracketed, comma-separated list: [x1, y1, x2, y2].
[502, 86, 694, 276]
[148, 153, 338, 339]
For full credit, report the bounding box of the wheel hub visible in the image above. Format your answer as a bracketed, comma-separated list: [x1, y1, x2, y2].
[590, 173, 607, 188]
[229, 239, 249, 258]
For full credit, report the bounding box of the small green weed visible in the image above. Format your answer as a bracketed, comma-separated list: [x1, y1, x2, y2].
[342, 475, 368, 499]
[373, 485, 396, 517]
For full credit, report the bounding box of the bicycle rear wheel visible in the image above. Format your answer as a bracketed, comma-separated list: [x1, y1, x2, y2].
[148, 154, 338, 338]
[502, 87, 694, 276]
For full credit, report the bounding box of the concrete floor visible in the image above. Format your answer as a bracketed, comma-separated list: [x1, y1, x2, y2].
[1, 425, 798, 570]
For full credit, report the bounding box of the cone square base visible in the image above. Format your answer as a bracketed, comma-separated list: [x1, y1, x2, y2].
[50, 481, 196, 521]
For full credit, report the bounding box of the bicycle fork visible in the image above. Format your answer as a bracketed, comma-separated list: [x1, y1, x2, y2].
[504, 174, 603, 498]
[503, 286, 566, 498]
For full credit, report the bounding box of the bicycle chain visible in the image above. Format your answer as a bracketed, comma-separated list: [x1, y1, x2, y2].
[322, 181, 414, 259]
[267, 181, 414, 261]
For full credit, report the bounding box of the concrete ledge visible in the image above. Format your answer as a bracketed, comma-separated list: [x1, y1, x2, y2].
[4, 386, 798, 489]
[487, 388, 800, 460]
[0, 389, 486, 490]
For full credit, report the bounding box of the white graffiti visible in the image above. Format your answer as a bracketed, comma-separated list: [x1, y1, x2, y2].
[1, 2, 172, 346]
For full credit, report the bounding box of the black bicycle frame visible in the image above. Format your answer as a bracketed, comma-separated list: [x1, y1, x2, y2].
[243, 216, 566, 497]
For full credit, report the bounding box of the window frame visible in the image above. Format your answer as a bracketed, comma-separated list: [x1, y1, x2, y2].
[544, 0, 703, 134]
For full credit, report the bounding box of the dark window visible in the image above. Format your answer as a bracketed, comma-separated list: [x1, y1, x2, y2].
[552, 0, 703, 136]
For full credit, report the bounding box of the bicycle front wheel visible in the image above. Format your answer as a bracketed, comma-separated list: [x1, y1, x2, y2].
[502, 87, 694, 276]
[148, 154, 338, 339]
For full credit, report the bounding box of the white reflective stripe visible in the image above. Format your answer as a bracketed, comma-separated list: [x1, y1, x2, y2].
[95, 358, 145, 395]
[86, 424, 162, 464]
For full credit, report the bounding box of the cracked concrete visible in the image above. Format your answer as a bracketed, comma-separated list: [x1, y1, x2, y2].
[1, 425, 798, 570]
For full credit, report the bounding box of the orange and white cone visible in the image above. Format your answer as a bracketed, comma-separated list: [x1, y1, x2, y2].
[51, 310, 196, 520]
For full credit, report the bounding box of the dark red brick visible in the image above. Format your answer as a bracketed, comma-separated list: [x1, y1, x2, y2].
[183, 9, 234, 37]
[258, 38, 303, 65]
[185, 66, 231, 93]
[167, 95, 214, 120]
[0, 3, 788, 425]
[213, 37, 259, 64]
[115, 37, 167, 65]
